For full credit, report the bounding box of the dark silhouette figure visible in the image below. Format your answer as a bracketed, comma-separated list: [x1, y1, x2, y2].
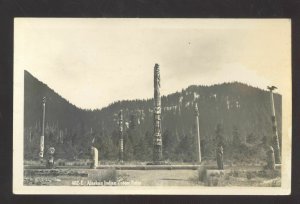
[266, 146, 275, 170]
[46, 147, 55, 169]
[216, 145, 224, 170]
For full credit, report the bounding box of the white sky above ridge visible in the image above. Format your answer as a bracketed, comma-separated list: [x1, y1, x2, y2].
[14, 19, 291, 109]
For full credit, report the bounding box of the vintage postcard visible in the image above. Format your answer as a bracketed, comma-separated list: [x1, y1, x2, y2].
[13, 18, 291, 195]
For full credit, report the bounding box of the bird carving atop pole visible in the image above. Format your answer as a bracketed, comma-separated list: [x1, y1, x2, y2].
[267, 86, 277, 91]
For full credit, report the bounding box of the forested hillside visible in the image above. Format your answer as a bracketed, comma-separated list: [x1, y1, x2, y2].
[24, 70, 282, 163]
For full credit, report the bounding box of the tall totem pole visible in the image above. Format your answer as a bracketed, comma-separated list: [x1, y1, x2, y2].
[194, 103, 202, 163]
[39, 96, 46, 162]
[267, 86, 281, 164]
[153, 63, 163, 163]
[118, 110, 124, 163]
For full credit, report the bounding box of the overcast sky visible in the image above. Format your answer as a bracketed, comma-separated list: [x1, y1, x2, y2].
[14, 19, 291, 109]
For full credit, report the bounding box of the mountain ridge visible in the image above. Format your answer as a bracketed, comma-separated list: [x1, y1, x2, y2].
[24, 70, 274, 111]
[24, 70, 282, 162]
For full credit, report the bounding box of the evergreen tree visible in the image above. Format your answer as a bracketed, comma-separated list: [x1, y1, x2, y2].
[162, 129, 177, 160]
[98, 136, 118, 160]
[176, 131, 197, 162]
[246, 133, 257, 144]
[232, 126, 241, 148]
[134, 135, 148, 161]
[124, 137, 134, 161]
[129, 114, 137, 130]
[215, 123, 224, 147]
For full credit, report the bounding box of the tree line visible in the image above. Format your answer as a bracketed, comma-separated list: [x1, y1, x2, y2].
[24, 70, 282, 163]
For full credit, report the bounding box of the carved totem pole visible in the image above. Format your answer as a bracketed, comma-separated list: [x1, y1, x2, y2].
[39, 96, 46, 162]
[118, 110, 124, 163]
[267, 86, 281, 164]
[194, 103, 202, 163]
[153, 63, 163, 163]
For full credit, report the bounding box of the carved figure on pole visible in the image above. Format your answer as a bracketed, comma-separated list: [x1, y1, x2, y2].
[153, 63, 163, 163]
[267, 86, 281, 164]
[39, 97, 46, 163]
[194, 103, 202, 163]
[118, 110, 124, 163]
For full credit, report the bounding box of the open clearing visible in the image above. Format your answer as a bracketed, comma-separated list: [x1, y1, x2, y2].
[24, 166, 281, 187]
[118, 170, 198, 186]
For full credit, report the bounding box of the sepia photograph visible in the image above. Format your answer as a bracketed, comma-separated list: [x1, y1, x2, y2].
[13, 18, 291, 195]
